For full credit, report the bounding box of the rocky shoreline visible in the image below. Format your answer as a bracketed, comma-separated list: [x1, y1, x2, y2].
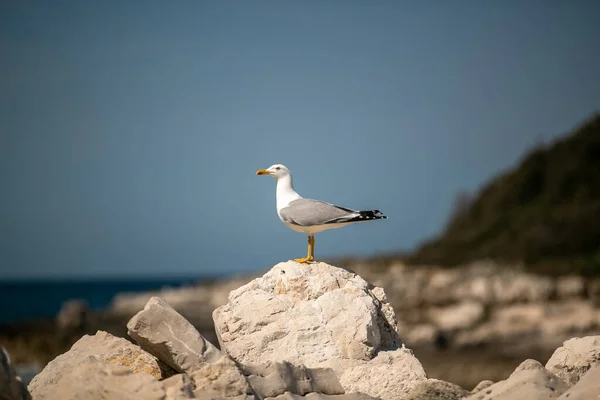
[2, 260, 600, 399]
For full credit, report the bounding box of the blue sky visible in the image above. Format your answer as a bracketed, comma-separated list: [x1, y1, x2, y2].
[2, 1, 600, 279]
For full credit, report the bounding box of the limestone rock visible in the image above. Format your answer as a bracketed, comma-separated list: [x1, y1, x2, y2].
[0, 346, 31, 400]
[555, 276, 585, 300]
[490, 272, 554, 304]
[472, 380, 494, 393]
[557, 363, 600, 400]
[40, 357, 164, 400]
[28, 330, 163, 399]
[191, 356, 255, 400]
[213, 262, 400, 366]
[428, 301, 485, 331]
[127, 296, 223, 373]
[336, 346, 426, 400]
[213, 261, 426, 400]
[240, 362, 344, 398]
[473, 359, 569, 400]
[128, 296, 255, 399]
[404, 379, 470, 400]
[55, 299, 89, 331]
[545, 335, 600, 386]
[162, 374, 195, 399]
[265, 394, 377, 400]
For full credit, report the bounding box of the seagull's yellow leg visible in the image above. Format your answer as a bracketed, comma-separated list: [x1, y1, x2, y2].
[295, 235, 315, 263]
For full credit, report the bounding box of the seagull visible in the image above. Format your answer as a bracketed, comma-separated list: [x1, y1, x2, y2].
[256, 164, 387, 263]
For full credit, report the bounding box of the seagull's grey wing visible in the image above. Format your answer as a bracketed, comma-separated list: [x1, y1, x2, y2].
[279, 199, 359, 227]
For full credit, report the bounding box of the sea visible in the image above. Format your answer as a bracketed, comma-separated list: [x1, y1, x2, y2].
[0, 276, 219, 324]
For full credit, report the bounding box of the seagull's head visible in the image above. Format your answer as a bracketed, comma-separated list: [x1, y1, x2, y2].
[256, 164, 290, 179]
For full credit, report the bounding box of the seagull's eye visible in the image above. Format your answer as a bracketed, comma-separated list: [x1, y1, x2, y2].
[275, 167, 281, 170]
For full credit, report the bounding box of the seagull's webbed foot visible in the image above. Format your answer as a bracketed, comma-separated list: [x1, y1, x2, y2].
[294, 256, 314, 264]
[294, 235, 315, 263]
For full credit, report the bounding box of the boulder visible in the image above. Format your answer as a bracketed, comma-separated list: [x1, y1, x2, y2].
[28, 331, 164, 399]
[428, 301, 485, 331]
[555, 276, 585, 300]
[55, 299, 89, 331]
[336, 347, 426, 400]
[472, 359, 569, 400]
[190, 356, 255, 400]
[545, 335, 600, 386]
[240, 362, 344, 398]
[404, 379, 470, 400]
[264, 394, 376, 400]
[0, 346, 31, 400]
[213, 261, 427, 400]
[587, 278, 600, 307]
[40, 357, 165, 400]
[557, 363, 600, 400]
[539, 300, 600, 339]
[490, 272, 554, 304]
[128, 296, 255, 399]
[162, 374, 195, 399]
[471, 380, 494, 393]
[127, 296, 223, 373]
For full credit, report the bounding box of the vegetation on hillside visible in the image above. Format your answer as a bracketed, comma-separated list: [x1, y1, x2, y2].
[407, 113, 600, 275]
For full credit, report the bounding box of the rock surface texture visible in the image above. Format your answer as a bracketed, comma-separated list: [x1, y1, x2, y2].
[545, 335, 600, 386]
[39, 357, 165, 400]
[1, 346, 31, 400]
[128, 296, 224, 373]
[28, 330, 164, 399]
[127, 296, 254, 399]
[557, 363, 600, 400]
[403, 379, 470, 400]
[471, 359, 569, 400]
[213, 261, 427, 400]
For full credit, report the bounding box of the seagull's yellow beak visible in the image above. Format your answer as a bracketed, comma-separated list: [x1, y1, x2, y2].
[256, 169, 271, 176]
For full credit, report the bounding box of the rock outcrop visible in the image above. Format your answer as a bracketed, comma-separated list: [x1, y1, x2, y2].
[544, 336, 600, 386]
[55, 299, 89, 331]
[557, 363, 600, 400]
[39, 357, 165, 400]
[471, 359, 569, 400]
[127, 296, 224, 373]
[127, 296, 254, 399]
[403, 379, 470, 400]
[1, 346, 31, 400]
[28, 331, 165, 399]
[348, 261, 600, 362]
[22, 258, 600, 400]
[213, 261, 427, 400]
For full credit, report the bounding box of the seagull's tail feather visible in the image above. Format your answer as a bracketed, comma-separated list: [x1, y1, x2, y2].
[328, 209, 387, 224]
[355, 209, 387, 221]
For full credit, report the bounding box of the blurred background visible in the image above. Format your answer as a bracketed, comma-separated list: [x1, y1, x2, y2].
[2, 0, 600, 389]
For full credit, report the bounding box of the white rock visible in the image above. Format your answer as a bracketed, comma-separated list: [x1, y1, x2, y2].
[557, 363, 600, 400]
[474, 359, 568, 400]
[40, 357, 165, 400]
[28, 330, 164, 399]
[127, 296, 223, 373]
[337, 347, 427, 400]
[404, 378, 470, 400]
[403, 324, 438, 347]
[213, 261, 426, 400]
[428, 301, 485, 331]
[540, 301, 600, 340]
[491, 273, 554, 304]
[545, 335, 600, 386]
[555, 276, 585, 300]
